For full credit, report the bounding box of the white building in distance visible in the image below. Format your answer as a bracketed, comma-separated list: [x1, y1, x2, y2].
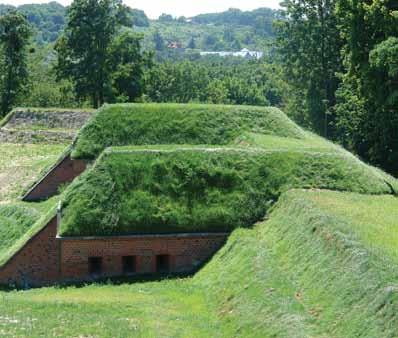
[200, 48, 264, 59]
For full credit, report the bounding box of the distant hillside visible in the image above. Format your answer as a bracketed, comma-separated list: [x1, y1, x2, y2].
[0, 1, 148, 44]
[0, 2, 278, 50]
[140, 8, 280, 52]
[0, 1, 66, 43]
[191, 7, 279, 35]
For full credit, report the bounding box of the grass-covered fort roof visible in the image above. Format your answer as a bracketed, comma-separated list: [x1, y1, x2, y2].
[59, 145, 398, 236]
[53, 103, 398, 237]
[72, 103, 306, 159]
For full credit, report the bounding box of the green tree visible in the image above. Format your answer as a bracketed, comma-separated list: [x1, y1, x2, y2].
[145, 58, 284, 107]
[129, 8, 149, 27]
[206, 80, 229, 104]
[158, 13, 173, 22]
[108, 31, 153, 102]
[275, 0, 343, 137]
[0, 10, 31, 116]
[54, 0, 128, 108]
[187, 36, 196, 49]
[334, 0, 398, 174]
[153, 30, 165, 51]
[21, 44, 77, 108]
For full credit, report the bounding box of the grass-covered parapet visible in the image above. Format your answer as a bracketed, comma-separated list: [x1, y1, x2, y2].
[71, 103, 306, 160]
[194, 190, 398, 336]
[59, 146, 398, 237]
[0, 198, 58, 267]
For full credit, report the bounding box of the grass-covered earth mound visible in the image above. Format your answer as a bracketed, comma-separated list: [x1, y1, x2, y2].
[0, 108, 93, 130]
[0, 199, 57, 266]
[2, 103, 398, 336]
[0, 143, 67, 200]
[0, 108, 79, 266]
[0, 108, 93, 145]
[59, 146, 398, 236]
[2, 190, 398, 337]
[72, 103, 305, 159]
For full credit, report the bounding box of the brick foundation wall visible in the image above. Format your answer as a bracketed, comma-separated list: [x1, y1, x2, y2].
[0, 216, 228, 287]
[23, 154, 86, 201]
[59, 233, 227, 282]
[0, 217, 60, 287]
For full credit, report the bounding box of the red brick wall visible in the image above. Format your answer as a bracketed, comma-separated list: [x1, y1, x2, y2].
[0, 216, 228, 287]
[0, 217, 60, 287]
[23, 154, 86, 201]
[59, 234, 227, 282]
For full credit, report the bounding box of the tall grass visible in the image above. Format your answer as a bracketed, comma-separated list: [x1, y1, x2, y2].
[60, 147, 397, 236]
[72, 103, 306, 159]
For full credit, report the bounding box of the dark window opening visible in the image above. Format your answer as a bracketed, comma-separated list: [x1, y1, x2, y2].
[122, 256, 136, 274]
[88, 257, 102, 276]
[156, 255, 170, 273]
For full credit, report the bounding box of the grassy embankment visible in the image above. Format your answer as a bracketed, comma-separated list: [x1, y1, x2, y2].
[1, 190, 398, 337]
[60, 146, 397, 236]
[60, 103, 397, 236]
[71, 103, 305, 159]
[0, 108, 83, 267]
[1, 104, 398, 336]
[0, 143, 66, 265]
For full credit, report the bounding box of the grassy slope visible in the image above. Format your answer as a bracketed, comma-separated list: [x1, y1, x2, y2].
[0, 199, 58, 265]
[195, 190, 398, 337]
[60, 144, 398, 236]
[1, 107, 94, 130]
[71, 103, 305, 159]
[0, 142, 66, 266]
[65, 103, 397, 236]
[1, 190, 398, 337]
[0, 142, 68, 266]
[0, 108, 76, 267]
[0, 143, 67, 200]
[1, 103, 398, 336]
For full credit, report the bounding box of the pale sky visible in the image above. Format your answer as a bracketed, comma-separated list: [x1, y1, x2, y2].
[0, 0, 281, 19]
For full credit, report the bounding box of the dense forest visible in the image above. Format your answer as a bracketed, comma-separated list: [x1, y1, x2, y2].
[0, 0, 398, 177]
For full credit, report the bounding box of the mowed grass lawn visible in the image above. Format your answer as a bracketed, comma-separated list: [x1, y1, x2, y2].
[305, 191, 398, 263]
[0, 280, 224, 338]
[0, 143, 67, 200]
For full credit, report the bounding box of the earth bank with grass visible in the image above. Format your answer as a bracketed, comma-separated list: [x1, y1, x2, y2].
[1, 103, 398, 337]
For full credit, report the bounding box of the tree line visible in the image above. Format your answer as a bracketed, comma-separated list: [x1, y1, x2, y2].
[1, 0, 398, 177]
[0, 0, 285, 115]
[275, 0, 398, 175]
[0, 1, 150, 112]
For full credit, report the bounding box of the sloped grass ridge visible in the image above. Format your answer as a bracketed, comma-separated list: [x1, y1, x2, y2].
[60, 147, 397, 236]
[0, 198, 58, 267]
[194, 190, 398, 337]
[1, 191, 398, 337]
[0, 203, 41, 257]
[72, 103, 306, 160]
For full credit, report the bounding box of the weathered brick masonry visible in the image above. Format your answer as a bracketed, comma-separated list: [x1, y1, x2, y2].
[59, 233, 227, 281]
[0, 217, 59, 287]
[0, 217, 228, 287]
[23, 154, 86, 201]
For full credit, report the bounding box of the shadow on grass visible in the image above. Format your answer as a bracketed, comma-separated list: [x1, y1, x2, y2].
[0, 271, 195, 292]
